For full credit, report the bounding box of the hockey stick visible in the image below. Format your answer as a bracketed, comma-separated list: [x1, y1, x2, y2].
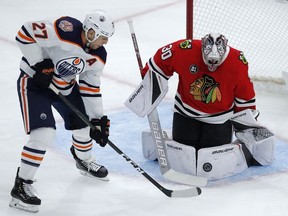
[127, 19, 207, 187]
[49, 84, 201, 198]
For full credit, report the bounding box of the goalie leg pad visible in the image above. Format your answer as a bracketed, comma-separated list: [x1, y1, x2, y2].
[253, 136, 274, 165]
[142, 130, 158, 161]
[165, 140, 197, 176]
[142, 129, 169, 161]
[142, 131, 197, 175]
[197, 143, 248, 180]
[236, 128, 274, 166]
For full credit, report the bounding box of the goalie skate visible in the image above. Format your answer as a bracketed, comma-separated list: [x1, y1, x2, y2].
[70, 146, 109, 181]
[9, 167, 41, 213]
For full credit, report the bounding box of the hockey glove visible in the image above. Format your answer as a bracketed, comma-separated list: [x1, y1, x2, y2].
[32, 59, 54, 89]
[90, 116, 110, 147]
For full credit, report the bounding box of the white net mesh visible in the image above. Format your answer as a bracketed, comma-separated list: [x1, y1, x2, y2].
[193, 0, 288, 85]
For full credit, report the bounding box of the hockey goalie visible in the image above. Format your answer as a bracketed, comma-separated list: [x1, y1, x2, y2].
[125, 33, 274, 180]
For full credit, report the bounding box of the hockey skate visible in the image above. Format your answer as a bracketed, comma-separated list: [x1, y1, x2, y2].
[70, 146, 109, 181]
[9, 167, 41, 213]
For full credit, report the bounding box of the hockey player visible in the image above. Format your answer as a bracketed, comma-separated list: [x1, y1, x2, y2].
[125, 33, 274, 181]
[10, 10, 114, 212]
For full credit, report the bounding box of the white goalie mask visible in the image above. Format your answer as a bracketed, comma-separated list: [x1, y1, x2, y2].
[83, 10, 115, 43]
[201, 33, 228, 72]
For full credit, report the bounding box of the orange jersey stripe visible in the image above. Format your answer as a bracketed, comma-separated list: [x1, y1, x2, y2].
[18, 31, 36, 43]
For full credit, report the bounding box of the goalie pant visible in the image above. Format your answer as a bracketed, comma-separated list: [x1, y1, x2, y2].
[141, 109, 274, 180]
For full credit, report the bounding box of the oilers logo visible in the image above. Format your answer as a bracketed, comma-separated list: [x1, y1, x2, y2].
[56, 57, 85, 77]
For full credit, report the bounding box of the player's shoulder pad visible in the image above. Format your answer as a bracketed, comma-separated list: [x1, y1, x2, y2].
[89, 46, 107, 64]
[54, 16, 83, 47]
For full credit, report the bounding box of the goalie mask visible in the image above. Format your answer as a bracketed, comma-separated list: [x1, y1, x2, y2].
[83, 10, 115, 43]
[201, 33, 228, 72]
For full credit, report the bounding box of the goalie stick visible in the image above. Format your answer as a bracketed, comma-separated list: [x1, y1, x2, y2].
[49, 84, 201, 198]
[127, 19, 207, 187]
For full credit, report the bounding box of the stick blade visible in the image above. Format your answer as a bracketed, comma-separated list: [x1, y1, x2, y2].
[163, 169, 208, 187]
[163, 187, 202, 198]
[171, 187, 202, 198]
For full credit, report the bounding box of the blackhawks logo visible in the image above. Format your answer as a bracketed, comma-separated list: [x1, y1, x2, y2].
[189, 75, 221, 103]
[239, 51, 248, 65]
[179, 40, 192, 49]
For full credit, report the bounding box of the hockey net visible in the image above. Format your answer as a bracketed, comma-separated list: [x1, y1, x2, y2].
[190, 0, 288, 91]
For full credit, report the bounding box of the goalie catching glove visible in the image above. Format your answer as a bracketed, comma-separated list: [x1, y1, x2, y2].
[32, 59, 54, 89]
[89, 116, 110, 147]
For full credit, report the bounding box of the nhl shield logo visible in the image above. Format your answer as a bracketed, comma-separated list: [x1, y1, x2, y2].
[189, 64, 198, 74]
[58, 20, 73, 32]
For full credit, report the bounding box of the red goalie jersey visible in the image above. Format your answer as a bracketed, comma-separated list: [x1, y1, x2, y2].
[142, 39, 256, 124]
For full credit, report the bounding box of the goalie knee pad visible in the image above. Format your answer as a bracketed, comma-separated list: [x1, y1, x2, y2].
[197, 143, 248, 180]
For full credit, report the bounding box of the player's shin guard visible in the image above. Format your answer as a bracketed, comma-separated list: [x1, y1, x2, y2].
[19, 127, 55, 180]
[72, 126, 93, 160]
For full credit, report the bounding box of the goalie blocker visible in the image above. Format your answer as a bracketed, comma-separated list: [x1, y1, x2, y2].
[142, 109, 274, 180]
[125, 69, 169, 118]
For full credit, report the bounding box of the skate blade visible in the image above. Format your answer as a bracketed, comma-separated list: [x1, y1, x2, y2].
[9, 197, 39, 213]
[79, 170, 110, 181]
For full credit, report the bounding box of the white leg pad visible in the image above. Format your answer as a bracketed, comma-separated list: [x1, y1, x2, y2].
[235, 128, 275, 165]
[141, 129, 170, 161]
[252, 136, 274, 165]
[197, 143, 248, 180]
[142, 131, 197, 175]
[142, 130, 158, 160]
[165, 140, 197, 176]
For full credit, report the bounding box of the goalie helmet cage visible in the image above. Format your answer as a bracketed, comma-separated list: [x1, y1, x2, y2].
[186, 0, 288, 91]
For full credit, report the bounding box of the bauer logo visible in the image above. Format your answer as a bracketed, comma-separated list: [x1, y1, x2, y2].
[128, 84, 144, 103]
[56, 57, 85, 77]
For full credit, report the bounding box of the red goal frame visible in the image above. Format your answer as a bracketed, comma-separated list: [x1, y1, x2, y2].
[186, 0, 193, 39]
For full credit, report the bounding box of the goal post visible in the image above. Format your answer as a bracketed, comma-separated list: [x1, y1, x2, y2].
[186, 0, 288, 87]
[186, 0, 193, 39]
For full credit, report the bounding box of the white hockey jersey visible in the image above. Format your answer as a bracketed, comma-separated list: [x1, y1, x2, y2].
[15, 16, 107, 119]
